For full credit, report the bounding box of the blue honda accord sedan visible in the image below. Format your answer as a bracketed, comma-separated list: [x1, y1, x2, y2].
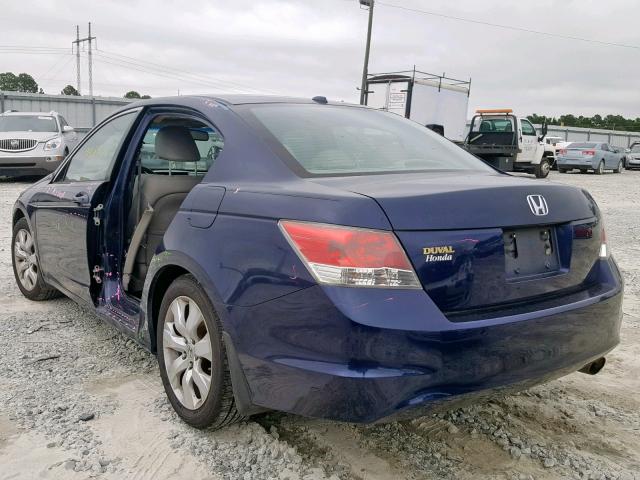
[11, 95, 623, 429]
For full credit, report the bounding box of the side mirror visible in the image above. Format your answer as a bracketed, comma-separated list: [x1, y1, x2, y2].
[63, 125, 75, 133]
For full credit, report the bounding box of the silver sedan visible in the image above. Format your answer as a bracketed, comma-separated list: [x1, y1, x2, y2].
[557, 142, 624, 174]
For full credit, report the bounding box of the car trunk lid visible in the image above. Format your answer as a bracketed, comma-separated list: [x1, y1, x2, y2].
[310, 172, 601, 313]
[310, 172, 595, 230]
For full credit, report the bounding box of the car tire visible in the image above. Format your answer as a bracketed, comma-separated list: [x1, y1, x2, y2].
[595, 161, 605, 175]
[157, 274, 243, 430]
[11, 217, 60, 301]
[613, 161, 623, 173]
[534, 158, 551, 178]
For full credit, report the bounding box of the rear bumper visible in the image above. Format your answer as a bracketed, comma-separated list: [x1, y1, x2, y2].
[226, 257, 623, 423]
[0, 155, 63, 177]
[557, 158, 596, 169]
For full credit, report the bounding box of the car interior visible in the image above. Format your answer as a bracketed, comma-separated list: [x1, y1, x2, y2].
[123, 115, 223, 295]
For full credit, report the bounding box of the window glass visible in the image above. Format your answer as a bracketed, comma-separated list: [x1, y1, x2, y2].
[59, 116, 69, 128]
[0, 115, 57, 133]
[137, 117, 223, 175]
[601, 144, 609, 151]
[631, 144, 640, 152]
[248, 104, 492, 176]
[521, 120, 536, 136]
[471, 117, 514, 132]
[64, 112, 137, 182]
[568, 143, 597, 149]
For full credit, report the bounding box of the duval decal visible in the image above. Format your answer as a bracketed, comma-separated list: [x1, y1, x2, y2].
[422, 245, 455, 262]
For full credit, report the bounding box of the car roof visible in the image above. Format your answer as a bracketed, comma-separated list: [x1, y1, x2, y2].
[1, 111, 59, 116]
[127, 94, 361, 108]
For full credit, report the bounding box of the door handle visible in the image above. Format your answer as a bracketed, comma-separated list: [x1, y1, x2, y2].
[73, 192, 90, 204]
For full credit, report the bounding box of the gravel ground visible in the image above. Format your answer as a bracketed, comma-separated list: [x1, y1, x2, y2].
[0, 170, 638, 480]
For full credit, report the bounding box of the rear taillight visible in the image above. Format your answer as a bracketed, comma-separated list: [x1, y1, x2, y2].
[279, 220, 421, 288]
[582, 150, 596, 156]
[599, 226, 608, 258]
[558, 149, 567, 155]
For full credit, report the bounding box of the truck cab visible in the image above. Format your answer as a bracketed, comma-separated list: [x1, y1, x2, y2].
[464, 109, 552, 178]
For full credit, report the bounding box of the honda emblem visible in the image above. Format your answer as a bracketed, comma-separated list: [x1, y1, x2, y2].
[527, 195, 549, 216]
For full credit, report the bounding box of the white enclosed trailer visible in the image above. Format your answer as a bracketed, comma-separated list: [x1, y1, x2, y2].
[365, 70, 471, 142]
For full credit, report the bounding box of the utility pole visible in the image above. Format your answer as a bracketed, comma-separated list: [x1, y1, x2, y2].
[87, 22, 94, 98]
[359, 0, 374, 105]
[73, 25, 81, 94]
[72, 23, 96, 97]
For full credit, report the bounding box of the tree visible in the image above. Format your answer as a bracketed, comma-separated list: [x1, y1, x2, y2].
[0, 72, 18, 91]
[123, 91, 151, 99]
[61, 85, 80, 96]
[16, 73, 38, 93]
[0, 72, 39, 93]
[528, 113, 640, 133]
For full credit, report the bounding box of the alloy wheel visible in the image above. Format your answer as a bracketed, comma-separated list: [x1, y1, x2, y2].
[162, 296, 212, 410]
[14, 229, 38, 291]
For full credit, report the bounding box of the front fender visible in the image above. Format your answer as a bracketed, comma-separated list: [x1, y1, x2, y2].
[11, 201, 40, 253]
[533, 143, 546, 163]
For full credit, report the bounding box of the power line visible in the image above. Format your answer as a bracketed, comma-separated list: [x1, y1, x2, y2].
[97, 49, 278, 94]
[376, 1, 640, 50]
[95, 52, 251, 92]
[0, 50, 73, 55]
[0, 45, 69, 51]
[0, 43, 278, 95]
[40, 55, 75, 81]
[91, 54, 255, 94]
[93, 51, 272, 94]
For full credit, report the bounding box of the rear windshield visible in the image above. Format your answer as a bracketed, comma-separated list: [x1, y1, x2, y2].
[567, 142, 597, 149]
[246, 104, 492, 176]
[470, 117, 514, 132]
[0, 115, 58, 133]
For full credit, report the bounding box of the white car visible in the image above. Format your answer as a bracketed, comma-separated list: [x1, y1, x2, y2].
[626, 143, 640, 170]
[0, 110, 79, 177]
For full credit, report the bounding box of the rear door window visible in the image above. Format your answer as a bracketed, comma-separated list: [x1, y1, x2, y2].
[136, 117, 223, 175]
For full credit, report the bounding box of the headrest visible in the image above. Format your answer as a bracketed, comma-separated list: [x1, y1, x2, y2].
[155, 126, 200, 163]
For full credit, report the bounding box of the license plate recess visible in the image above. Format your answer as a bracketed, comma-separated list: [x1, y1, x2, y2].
[503, 226, 560, 280]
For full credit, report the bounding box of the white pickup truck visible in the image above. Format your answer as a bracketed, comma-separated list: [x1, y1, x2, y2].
[463, 109, 553, 178]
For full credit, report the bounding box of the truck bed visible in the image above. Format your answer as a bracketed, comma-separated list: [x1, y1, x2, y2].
[464, 131, 518, 158]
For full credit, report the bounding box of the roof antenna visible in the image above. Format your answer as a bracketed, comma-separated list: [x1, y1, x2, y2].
[312, 96, 328, 104]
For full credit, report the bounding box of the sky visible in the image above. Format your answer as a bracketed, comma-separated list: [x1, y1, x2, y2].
[1, 0, 639, 119]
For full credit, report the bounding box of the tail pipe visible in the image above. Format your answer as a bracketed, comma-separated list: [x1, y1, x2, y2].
[578, 357, 606, 375]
